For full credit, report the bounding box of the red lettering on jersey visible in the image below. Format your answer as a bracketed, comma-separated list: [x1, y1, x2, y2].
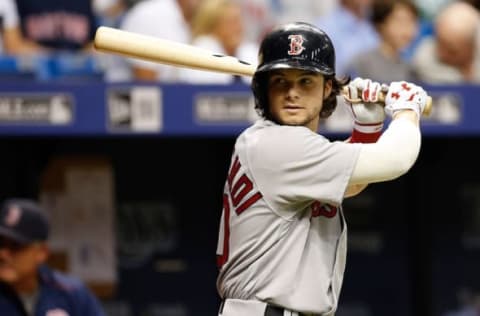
[288, 35, 305, 56]
[235, 192, 262, 215]
[230, 175, 262, 215]
[231, 174, 253, 206]
[311, 201, 337, 218]
[227, 156, 241, 188]
[25, 13, 89, 43]
[218, 155, 263, 268]
[217, 194, 230, 268]
[226, 156, 263, 215]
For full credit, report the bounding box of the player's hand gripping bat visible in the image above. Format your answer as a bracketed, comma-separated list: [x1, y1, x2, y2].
[93, 26, 432, 116]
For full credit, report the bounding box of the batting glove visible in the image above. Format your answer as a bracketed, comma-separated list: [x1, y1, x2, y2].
[385, 81, 428, 118]
[344, 77, 387, 143]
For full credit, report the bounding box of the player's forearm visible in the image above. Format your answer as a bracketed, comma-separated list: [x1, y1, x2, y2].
[348, 113, 421, 185]
[3, 27, 45, 54]
[391, 109, 419, 126]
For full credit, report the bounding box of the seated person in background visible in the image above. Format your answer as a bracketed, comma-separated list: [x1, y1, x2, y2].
[345, 0, 420, 83]
[91, 0, 131, 82]
[269, 0, 336, 25]
[120, 0, 202, 82]
[411, 1, 480, 83]
[0, 0, 43, 55]
[0, 198, 106, 316]
[92, 0, 129, 28]
[314, 0, 379, 76]
[179, 0, 258, 84]
[15, 0, 98, 52]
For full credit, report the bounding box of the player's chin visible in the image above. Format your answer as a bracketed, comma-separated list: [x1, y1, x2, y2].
[277, 114, 308, 126]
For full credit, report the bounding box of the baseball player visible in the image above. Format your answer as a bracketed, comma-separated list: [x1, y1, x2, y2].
[215, 22, 428, 316]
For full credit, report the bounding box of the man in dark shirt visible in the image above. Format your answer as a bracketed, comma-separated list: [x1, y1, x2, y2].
[15, 0, 97, 50]
[0, 198, 106, 316]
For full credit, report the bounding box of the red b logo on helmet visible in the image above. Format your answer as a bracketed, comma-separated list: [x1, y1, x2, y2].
[287, 35, 305, 56]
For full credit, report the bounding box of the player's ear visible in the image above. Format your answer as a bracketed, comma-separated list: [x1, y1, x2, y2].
[34, 242, 50, 264]
[323, 78, 333, 99]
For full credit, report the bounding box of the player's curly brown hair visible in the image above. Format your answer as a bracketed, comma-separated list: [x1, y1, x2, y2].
[251, 73, 350, 121]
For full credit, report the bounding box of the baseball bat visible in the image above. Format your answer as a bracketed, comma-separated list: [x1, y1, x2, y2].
[93, 26, 432, 116]
[94, 26, 255, 77]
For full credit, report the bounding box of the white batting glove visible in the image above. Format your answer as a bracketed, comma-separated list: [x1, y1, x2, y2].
[344, 78, 387, 143]
[385, 81, 428, 118]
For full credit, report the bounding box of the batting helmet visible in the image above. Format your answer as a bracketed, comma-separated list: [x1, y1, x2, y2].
[252, 22, 342, 119]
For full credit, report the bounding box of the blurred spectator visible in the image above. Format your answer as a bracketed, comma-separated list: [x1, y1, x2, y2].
[179, 0, 258, 84]
[314, 0, 379, 76]
[92, 0, 131, 82]
[411, 1, 480, 83]
[269, 0, 336, 25]
[400, 0, 452, 61]
[93, 0, 129, 28]
[345, 0, 420, 83]
[0, 198, 106, 316]
[15, 0, 98, 51]
[238, 0, 273, 43]
[0, 0, 43, 55]
[413, 0, 454, 21]
[120, 0, 202, 82]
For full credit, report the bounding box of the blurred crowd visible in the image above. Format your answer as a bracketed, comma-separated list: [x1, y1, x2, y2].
[1, 0, 480, 84]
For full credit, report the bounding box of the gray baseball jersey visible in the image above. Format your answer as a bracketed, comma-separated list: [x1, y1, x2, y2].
[216, 119, 361, 315]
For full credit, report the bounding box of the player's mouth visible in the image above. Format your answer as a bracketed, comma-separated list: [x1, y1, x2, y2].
[283, 105, 303, 113]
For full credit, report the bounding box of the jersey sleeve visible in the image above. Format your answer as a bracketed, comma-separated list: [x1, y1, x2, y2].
[246, 125, 361, 214]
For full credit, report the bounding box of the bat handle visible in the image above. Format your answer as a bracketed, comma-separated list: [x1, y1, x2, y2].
[341, 87, 433, 117]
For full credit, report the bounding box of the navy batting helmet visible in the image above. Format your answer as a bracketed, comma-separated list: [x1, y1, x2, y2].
[256, 22, 335, 75]
[252, 22, 342, 119]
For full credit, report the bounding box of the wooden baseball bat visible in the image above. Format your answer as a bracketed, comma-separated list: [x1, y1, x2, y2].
[93, 26, 432, 116]
[94, 26, 256, 76]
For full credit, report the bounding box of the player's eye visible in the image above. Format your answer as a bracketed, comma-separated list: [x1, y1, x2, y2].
[299, 77, 314, 85]
[269, 76, 287, 86]
[0, 237, 26, 252]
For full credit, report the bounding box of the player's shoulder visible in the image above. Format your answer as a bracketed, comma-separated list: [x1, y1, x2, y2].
[244, 119, 325, 140]
[238, 119, 329, 158]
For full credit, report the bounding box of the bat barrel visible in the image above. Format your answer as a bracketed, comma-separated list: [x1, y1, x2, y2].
[94, 26, 257, 77]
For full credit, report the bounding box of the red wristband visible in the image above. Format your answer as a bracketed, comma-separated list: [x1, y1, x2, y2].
[349, 122, 383, 143]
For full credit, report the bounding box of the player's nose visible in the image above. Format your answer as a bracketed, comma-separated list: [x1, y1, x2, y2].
[285, 83, 300, 99]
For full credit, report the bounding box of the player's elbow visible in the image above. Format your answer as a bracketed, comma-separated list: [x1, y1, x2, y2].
[350, 130, 421, 185]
